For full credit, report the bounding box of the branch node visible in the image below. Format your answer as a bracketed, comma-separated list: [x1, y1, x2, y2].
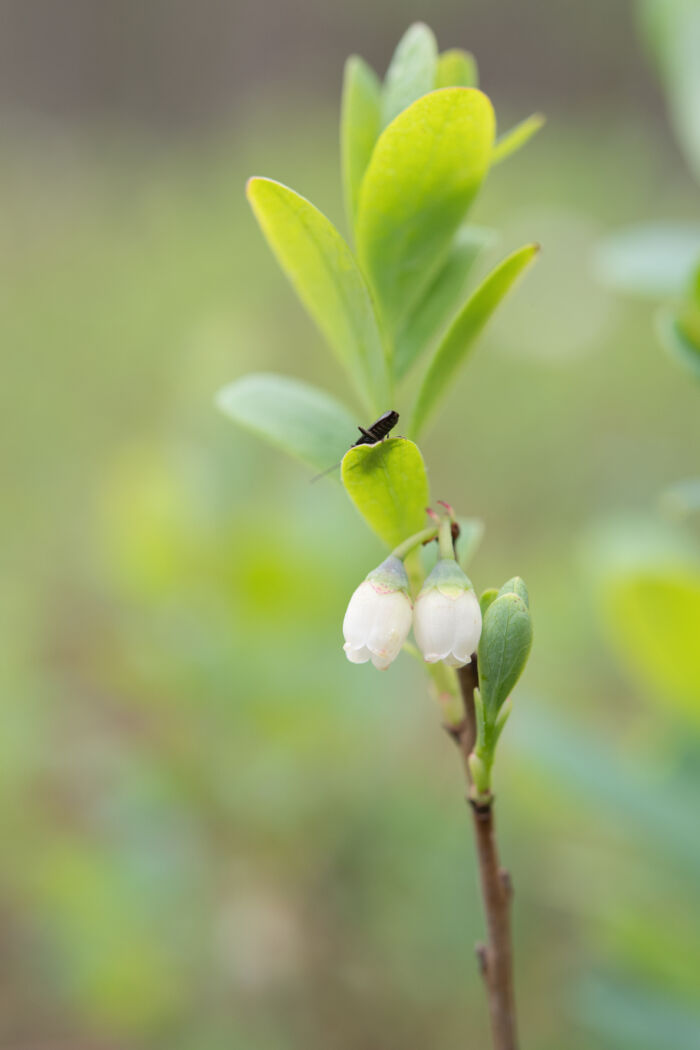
[475, 942, 488, 976]
[499, 867, 513, 899]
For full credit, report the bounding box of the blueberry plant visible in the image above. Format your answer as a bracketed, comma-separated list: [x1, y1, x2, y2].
[218, 24, 543, 1050]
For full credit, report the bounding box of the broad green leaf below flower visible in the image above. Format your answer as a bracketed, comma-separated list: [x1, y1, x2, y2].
[246, 177, 389, 411]
[435, 48, 478, 89]
[394, 225, 495, 381]
[341, 55, 381, 232]
[341, 437, 430, 548]
[381, 22, 438, 128]
[410, 242, 539, 437]
[216, 372, 358, 475]
[356, 88, 495, 341]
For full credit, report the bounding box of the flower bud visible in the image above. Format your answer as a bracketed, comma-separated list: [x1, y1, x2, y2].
[413, 559, 482, 668]
[343, 555, 413, 670]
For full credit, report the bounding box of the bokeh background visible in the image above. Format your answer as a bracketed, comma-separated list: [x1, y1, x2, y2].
[2, 2, 699, 1048]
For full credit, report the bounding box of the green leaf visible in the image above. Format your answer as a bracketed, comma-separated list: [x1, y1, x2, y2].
[478, 591, 533, 718]
[394, 225, 495, 380]
[216, 372, 358, 474]
[583, 515, 700, 721]
[411, 243, 539, 437]
[595, 223, 700, 299]
[657, 308, 700, 381]
[638, 0, 700, 182]
[600, 566, 700, 721]
[435, 48, 478, 88]
[491, 113, 545, 165]
[246, 177, 389, 411]
[357, 88, 495, 340]
[341, 56, 381, 232]
[498, 576, 529, 606]
[341, 437, 430, 548]
[381, 22, 438, 128]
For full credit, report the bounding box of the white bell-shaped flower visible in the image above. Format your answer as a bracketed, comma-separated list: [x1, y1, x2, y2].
[414, 558, 482, 668]
[343, 555, 413, 670]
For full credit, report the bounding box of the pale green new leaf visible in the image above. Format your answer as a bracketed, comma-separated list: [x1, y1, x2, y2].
[216, 372, 357, 474]
[394, 225, 495, 380]
[411, 243, 539, 437]
[341, 56, 381, 231]
[435, 48, 478, 89]
[381, 22, 438, 128]
[246, 177, 389, 411]
[595, 223, 700, 299]
[492, 113, 545, 165]
[357, 88, 495, 339]
[341, 437, 430, 548]
[478, 590, 533, 719]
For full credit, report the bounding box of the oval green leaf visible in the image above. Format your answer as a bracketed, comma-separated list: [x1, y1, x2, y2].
[356, 88, 496, 339]
[435, 48, 478, 89]
[246, 177, 389, 411]
[341, 437, 430, 548]
[478, 591, 533, 718]
[411, 242, 539, 437]
[381, 22, 438, 128]
[216, 372, 357, 474]
[341, 55, 381, 232]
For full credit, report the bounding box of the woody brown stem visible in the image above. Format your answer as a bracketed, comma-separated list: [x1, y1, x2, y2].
[445, 657, 518, 1050]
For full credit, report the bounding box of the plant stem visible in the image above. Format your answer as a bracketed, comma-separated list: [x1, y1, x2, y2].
[446, 659, 519, 1050]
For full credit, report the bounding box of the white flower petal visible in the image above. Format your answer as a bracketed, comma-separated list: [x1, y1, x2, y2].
[342, 580, 380, 648]
[366, 590, 412, 663]
[414, 588, 458, 662]
[343, 642, 371, 664]
[452, 590, 482, 663]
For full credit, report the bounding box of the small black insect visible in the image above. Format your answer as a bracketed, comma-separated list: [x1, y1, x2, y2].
[311, 410, 399, 482]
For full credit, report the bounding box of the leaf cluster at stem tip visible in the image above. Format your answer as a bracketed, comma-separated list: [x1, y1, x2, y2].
[217, 21, 543, 477]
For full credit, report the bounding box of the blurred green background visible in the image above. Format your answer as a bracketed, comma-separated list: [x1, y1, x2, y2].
[1, 2, 699, 1048]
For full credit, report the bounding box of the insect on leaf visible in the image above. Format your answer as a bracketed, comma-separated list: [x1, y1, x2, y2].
[341, 437, 430, 549]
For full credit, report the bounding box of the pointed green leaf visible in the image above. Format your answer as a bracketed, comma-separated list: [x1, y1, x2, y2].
[381, 22, 438, 128]
[341, 437, 429, 548]
[394, 225, 495, 380]
[357, 88, 495, 340]
[216, 372, 357, 474]
[341, 56, 381, 232]
[478, 590, 533, 718]
[492, 113, 545, 165]
[435, 48, 478, 88]
[498, 576, 529, 606]
[246, 177, 388, 411]
[411, 243, 539, 437]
